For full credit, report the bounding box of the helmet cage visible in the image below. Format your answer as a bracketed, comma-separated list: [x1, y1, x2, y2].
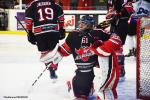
[79, 15, 95, 26]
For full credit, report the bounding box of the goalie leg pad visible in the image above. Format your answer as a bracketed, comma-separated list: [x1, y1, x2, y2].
[97, 55, 119, 99]
[97, 89, 116, 100]
[116, 50, 125, 78]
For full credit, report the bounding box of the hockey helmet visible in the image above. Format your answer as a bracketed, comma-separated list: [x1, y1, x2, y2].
[79, 15, 95, 26]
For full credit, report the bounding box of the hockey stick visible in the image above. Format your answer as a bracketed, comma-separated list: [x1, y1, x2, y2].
[27, 65, 50, 94]
[15, 16, 29, 34]
[31, 66, 49, 86]
[15, 16, 37, 45]
[31, 62, 58, 86]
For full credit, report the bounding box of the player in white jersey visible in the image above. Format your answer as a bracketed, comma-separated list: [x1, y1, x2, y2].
[126, 0, 150, 57]
[132, 0, 150, 17]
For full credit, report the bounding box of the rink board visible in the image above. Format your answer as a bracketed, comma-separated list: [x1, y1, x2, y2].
[0, 31, 69, 36]
[0, 31, 26, 35]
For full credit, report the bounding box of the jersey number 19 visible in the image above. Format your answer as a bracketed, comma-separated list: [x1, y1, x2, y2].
[38, 8, 54, 21]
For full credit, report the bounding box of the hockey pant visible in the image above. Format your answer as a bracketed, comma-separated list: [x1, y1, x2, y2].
[66, 69, 95, 99]
[97, 54, 120, 100]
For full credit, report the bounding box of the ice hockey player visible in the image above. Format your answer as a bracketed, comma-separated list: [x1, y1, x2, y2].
[105, 0, 135, 82]
[132, 0, 150, 17]
[42, 15, 122, 99]
[123, 0, 137, 58]
[125, 0, 150, 57]
[25, 0, 65, 79]
[125, 0, 137, 57]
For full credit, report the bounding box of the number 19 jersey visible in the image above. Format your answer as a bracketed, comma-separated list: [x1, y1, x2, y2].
[25, 0, 64, 35]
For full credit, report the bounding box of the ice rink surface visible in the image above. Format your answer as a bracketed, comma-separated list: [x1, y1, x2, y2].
[0, 34, 136, 100]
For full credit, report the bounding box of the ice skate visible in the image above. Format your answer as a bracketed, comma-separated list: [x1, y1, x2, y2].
[125, 49, 134, 57]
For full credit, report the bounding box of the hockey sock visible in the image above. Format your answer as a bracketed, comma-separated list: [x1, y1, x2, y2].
[47, 63, 57, 79]
[49, 67, 57, 79]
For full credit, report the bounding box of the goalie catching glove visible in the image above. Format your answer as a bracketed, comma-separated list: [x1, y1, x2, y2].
[40, 44, 63, 65]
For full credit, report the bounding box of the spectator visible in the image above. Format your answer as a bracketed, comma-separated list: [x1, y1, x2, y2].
[70, 0, 78, 10]
[77, 0, 93, 10]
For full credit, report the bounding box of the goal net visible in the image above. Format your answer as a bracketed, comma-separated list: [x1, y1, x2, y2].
[136, 17, 150, 100]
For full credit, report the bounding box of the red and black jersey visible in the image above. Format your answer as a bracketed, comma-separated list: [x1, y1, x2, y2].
[59, 29, 110, 71]
[25, 0, 64, 35]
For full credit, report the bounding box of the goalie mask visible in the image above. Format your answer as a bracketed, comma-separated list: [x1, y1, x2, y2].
[78, 15, 95, 31]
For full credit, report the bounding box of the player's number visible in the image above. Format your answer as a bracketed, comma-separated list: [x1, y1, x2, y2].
[82, 36, 88, 44]
[38, 8, 54, 21]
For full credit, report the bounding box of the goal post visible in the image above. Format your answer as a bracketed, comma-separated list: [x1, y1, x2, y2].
[136, 17, 150, 100]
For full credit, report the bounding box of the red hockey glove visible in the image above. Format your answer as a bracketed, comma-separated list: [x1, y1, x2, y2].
[106, 7, 116, 21]
[123, 2, 134, 16]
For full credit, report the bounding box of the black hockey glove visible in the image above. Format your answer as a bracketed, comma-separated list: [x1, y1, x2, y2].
[27, 30, 36, 45]
[59, 27, 66, 40]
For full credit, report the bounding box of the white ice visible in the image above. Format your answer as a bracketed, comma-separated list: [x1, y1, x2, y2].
[0, 34, 136, 100]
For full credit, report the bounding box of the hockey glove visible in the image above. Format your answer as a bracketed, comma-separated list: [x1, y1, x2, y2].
[27, 30, 36, 45]
[106, 8, 116, 22]
[122, 2, 134, 17]
[59, 27, 66, 40]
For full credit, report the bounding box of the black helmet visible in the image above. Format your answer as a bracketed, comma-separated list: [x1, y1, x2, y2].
[79, 15, 95, 26]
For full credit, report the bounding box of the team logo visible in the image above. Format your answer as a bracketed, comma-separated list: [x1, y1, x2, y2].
[137, 7, 148, 15]
[75, 44, 94, 61]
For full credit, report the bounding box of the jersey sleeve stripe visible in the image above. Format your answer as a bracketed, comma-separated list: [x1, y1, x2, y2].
[59, 43, 72, 56]
[96, 47, 111, 56]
